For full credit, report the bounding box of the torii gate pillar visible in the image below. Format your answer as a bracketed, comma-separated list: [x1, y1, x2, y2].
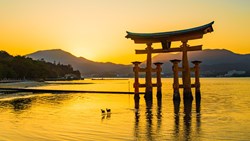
[145, 43, 153, 101]
[181, 41, 193, 100]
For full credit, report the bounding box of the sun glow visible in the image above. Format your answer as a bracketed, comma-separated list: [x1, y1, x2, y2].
[69, 46, 98, 61]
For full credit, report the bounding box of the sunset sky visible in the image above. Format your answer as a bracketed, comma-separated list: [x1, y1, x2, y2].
[0, 0, 249, 64]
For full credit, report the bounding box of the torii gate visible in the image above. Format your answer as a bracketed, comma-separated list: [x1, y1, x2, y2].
[126, 21, 214, 103]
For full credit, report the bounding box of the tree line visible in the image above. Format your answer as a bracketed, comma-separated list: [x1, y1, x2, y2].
[0, 51, 81, 80]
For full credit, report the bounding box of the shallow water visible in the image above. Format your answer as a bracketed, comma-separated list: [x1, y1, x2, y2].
[0, 78, 250, 140]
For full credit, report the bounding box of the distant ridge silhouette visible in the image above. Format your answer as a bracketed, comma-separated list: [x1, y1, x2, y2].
[26, 49, 132, 77]
[26, 49, 250, 77]
[151, 49, 250, 75]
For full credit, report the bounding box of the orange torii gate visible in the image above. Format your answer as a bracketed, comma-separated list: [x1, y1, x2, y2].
[126, 21, 214, 103]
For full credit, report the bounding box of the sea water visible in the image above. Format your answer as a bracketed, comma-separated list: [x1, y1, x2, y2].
[0, 78, 249, 140]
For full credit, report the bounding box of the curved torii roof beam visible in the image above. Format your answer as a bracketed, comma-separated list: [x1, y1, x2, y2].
[126, 21, 214, 44]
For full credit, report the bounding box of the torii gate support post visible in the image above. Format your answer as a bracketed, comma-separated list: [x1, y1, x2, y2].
[132, 61, 141, 109]
[145, 43, 153, 101]
[170, 59, 181, 101]
[181, 41, 193, 100]
[154, 62, 163, 101]
[192, 61, 202, 102]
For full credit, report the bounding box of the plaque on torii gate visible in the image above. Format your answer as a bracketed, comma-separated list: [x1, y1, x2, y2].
[126, 21, 214, 101]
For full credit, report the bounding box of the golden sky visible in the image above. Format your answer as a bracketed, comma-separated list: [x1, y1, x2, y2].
[0, 0, 250, 64]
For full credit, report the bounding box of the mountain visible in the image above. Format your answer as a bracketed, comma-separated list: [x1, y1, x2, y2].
[26, 49, 132, 77]
[26, 49, 250, 77]
[151, 49, 250, 76]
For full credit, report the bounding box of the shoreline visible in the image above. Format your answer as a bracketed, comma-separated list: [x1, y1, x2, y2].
[0, 87, 141, 94]
[0, 80, 47, 88]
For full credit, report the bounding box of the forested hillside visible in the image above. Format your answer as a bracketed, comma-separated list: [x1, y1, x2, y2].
[0, 51, 80, 80]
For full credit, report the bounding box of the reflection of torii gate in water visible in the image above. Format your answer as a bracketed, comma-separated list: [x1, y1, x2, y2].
[126, 21, 214, 104]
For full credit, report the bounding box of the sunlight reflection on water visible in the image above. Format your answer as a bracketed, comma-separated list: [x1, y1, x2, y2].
[0, 78, 250, 140]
